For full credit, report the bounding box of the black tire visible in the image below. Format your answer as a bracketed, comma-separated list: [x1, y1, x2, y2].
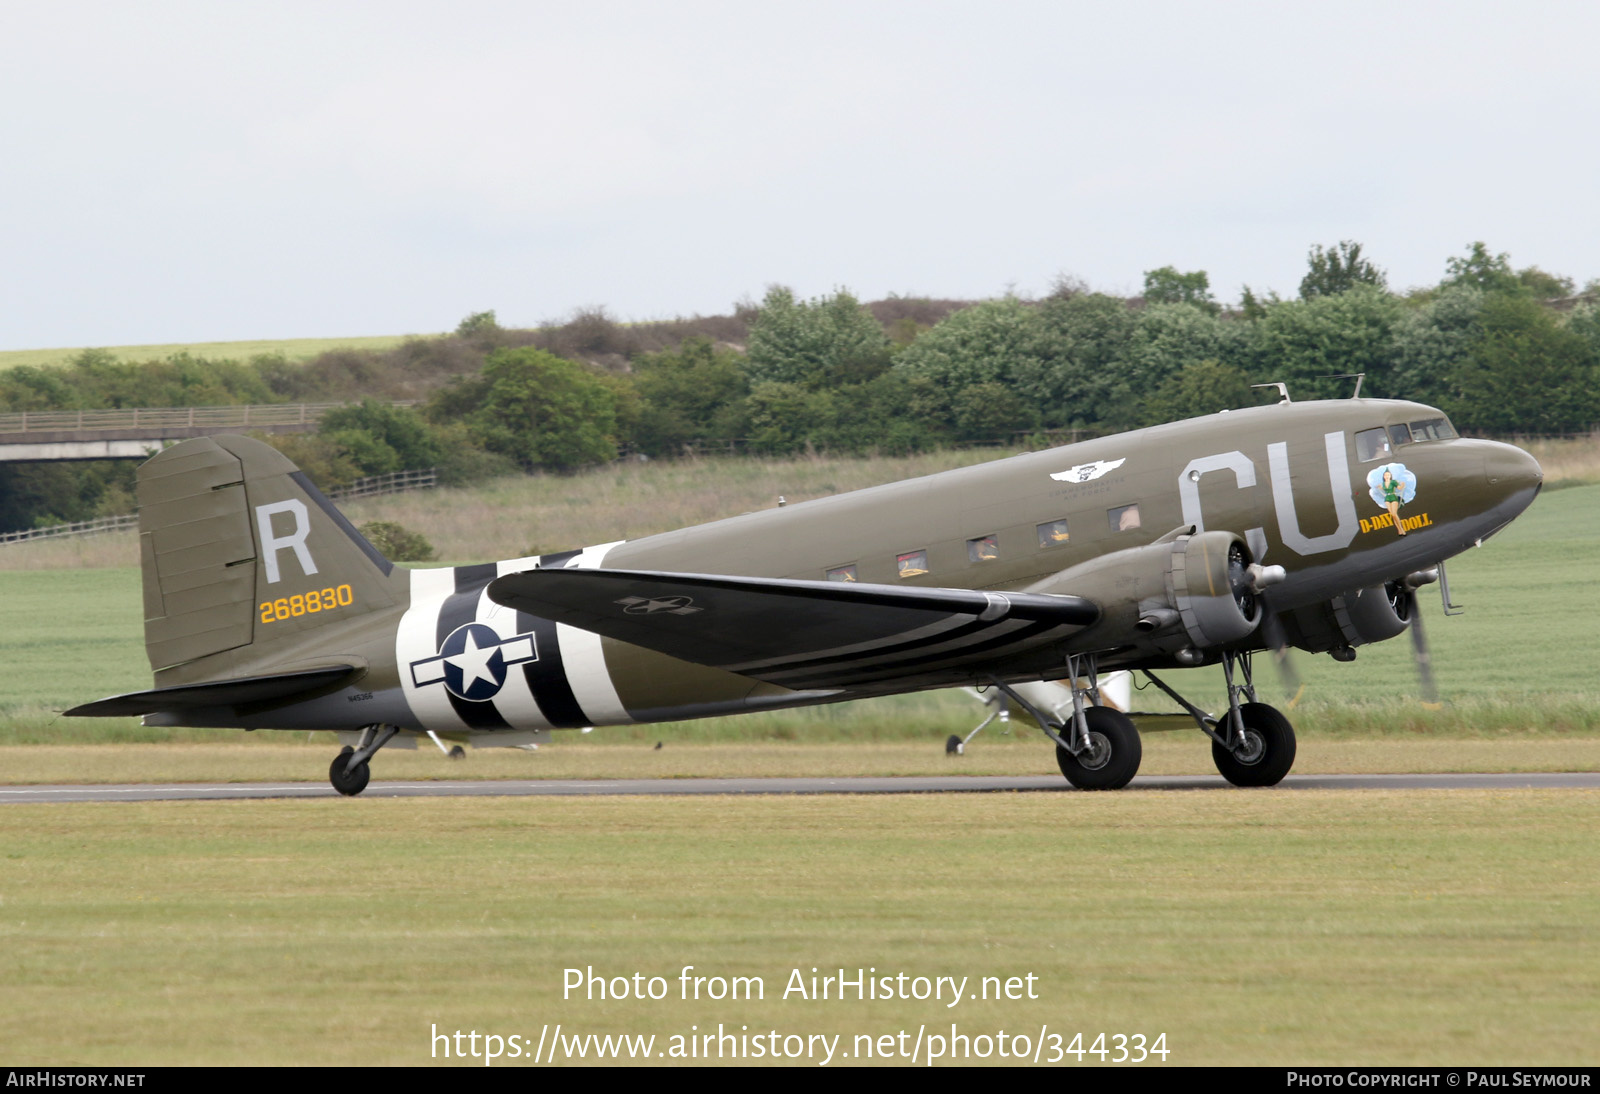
[1211, 702, 1297, 787]
[1056, 706, 1142, 790]
[330, 746, 371, 796]
[449, 745, 466, 760]
[945, 734, 964, 755]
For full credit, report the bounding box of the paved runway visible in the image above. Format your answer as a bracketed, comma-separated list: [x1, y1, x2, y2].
[1, 771, 1597, 803]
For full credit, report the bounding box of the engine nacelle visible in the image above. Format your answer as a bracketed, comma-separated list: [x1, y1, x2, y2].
[1275, 582, 1412, 654]
[1028, 528, 1263, 653]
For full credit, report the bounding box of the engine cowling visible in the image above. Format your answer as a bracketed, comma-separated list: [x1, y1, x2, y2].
[1167, 530, 1264, 648]
[1027, 529, 1264, 654]
[1275, 581, 1412, 654]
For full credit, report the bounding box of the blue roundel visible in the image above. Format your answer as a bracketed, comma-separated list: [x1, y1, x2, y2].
[440, 622, 511, 702]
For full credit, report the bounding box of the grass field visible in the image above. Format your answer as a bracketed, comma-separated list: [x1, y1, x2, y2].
[1, 791, 1595, 1065]
[0, 333, 420, 370]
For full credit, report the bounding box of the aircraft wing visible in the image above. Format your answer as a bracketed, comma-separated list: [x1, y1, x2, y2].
[486, 569, 1098, 690]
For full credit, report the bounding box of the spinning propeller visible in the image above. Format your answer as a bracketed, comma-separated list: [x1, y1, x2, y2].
[1231, 548, 1304, 708]
[1249, 568, 1445, 711]
[1401, 570, 1443, 709]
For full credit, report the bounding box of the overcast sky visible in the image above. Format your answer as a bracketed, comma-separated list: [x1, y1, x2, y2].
[2, 1, 1596, 349]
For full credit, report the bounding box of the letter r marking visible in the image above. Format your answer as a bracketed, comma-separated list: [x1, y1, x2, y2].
[255, 499, 318, 584]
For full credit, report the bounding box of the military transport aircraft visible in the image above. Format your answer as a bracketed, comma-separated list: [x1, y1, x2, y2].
[65, 393, 1543, 795]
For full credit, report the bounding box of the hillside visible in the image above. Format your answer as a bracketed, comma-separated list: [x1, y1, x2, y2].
[0, 333, 418, 371]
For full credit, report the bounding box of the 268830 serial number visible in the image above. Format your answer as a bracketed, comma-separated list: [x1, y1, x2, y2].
[259, 584, 354, 623]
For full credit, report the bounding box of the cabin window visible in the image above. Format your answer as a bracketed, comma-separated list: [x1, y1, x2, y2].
[826, 564, 858, 582]
[1355, 427, 1392, 461]
[967, 534, 999, 562]
[896, 550, 929, 578]
[1108, 504, 1141, 533]
[1388, 423, 1413, 448]
[1410, 417, 1457, 441]
[1037, 519, 1070, 547]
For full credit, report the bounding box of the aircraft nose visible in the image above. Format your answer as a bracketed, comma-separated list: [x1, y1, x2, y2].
[1484, 442, 1543, 495]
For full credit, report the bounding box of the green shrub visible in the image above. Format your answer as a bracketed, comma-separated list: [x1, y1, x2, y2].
[358, 521, 435, 562]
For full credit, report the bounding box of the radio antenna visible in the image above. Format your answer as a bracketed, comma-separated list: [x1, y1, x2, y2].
[1326, 373, 1366, 398]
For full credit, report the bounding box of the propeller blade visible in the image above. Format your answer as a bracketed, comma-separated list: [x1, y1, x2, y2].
[1258, 599, 1305, 709]
[1409, 594, 1442, 708]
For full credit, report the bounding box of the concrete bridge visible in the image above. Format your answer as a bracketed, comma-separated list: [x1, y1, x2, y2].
[0, 403, 406, 461]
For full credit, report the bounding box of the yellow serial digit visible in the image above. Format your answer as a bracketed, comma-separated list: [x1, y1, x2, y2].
[304, 592, 321, 613]
[289, 594, 305, 616]
[274, 598, 289, 621]
[336, 584, 353, 606]
[320, 588, 337, 610]
[259, 603, 272, 623]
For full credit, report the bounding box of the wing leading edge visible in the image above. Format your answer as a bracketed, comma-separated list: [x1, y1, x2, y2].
[486, 569, 1099, 691]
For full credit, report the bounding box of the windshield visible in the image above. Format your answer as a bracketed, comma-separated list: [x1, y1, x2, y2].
[1409, 417, 1457, 441]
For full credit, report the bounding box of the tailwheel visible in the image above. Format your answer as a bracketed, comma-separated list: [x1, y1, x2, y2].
[1212, 702, 1297, 787]
[329, 724, 399, 796]
[945, 734, 964, 756]
[1056, 706, 1142, 790]
[329, 745, 372, 797]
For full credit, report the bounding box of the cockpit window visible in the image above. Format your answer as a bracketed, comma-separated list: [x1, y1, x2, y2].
[1410, 417, 1457, 441]
[1355, 427, 1392, 461]
[1388, 423, 1413, 448]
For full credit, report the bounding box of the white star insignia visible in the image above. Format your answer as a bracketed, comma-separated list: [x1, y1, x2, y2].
[446, 629, 501, 692]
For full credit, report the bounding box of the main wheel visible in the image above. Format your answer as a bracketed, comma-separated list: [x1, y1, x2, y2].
[1211, 702, 1297, 787]
[1056, 706, 1142, 790]
[945, 734, 964, 755]
[329, 746, 371, 796]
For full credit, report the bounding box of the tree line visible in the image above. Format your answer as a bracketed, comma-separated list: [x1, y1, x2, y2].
[1, 241, 1595, 532]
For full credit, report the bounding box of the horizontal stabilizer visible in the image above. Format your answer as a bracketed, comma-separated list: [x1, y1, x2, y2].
[487, 569, 1097, 689]
[65, 665, 359, 718]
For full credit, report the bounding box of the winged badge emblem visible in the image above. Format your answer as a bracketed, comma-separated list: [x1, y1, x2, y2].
[1050, 458, 1125, 483]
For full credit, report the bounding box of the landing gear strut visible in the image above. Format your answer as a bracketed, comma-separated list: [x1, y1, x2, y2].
[947, 690, 1014, 755]
[989, 654, 1141, 790]
[1143, 651, 1297, 787]
[329, 724, 400, 796]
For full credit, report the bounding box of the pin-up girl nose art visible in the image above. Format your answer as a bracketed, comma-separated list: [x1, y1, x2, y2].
[1367, 463, 1418, 536]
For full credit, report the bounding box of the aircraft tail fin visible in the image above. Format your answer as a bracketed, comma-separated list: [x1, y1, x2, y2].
[136, 433, 401, 679]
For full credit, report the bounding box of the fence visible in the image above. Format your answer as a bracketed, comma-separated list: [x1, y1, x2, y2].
[0, 513, 140, 546]
[0, 402, 417, 436]
[326, 467, 437, 502]
[0, 468, 437, 547]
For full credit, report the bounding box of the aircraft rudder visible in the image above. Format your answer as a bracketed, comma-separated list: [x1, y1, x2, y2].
[137, 433, 402, 677]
